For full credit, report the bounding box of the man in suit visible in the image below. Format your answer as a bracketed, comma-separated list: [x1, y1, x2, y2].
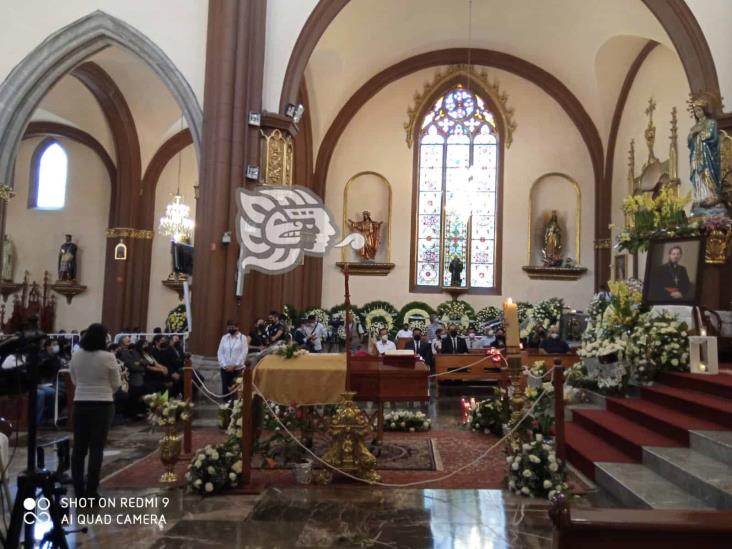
[440, 324, 468, 354]
[407, 328, 433, 367]
[651, 245, 691, 301]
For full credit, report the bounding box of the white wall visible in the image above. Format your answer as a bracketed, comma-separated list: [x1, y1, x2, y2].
[7, 137, 110, 331]
[686, 0, 732, 107]
[610, 45, 691, 279]
[146, 145, 197, 330]
[321, 66, 595, 311]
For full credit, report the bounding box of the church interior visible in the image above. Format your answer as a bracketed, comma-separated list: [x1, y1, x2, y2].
[0, 0, 731, 547]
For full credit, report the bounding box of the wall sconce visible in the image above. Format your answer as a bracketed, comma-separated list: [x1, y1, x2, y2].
[114, 238, 127, 261]
[222, 231, 232, 245]
[245, 164, 259, 181]
[689, 334, 718, 374]
[285, 103, 304, 124]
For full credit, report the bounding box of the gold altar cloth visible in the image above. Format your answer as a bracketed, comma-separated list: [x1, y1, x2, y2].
[253, 353, 347, 405]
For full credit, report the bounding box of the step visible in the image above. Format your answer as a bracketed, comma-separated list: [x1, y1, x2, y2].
[572, 408, 678, 461]
[643, 446, 732, 509]
[642, 385, 732, 429]
[690, 430, 732, 467]
[565, 422, 636, 480]
[606, 397, 726, 445]
[595, 462, 712, 510]
[658, 372, 732, 400]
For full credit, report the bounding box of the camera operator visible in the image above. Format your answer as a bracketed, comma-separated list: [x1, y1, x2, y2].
[69, 323, 121, 499]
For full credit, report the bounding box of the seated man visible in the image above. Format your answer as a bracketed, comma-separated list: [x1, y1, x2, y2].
[492, 327, 507, 349]
[37, 338, 64, 426]
[539, 326, 570, 354]
[405, 328, 433, 367]
[481, 326, 496, 348]
[465, 327, 483, 350]
[431, 328, 444, 355]
[375, 328, 396, 355]
[440, 324, 468, 354]
[395, 323, 413, 340]
[151, 335, 183, 397]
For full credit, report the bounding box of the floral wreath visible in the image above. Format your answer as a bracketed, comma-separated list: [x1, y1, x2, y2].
[436, 300, 476, 332]
[328, 304, 362, 340]
[396, 301, 435, 332]
[165, 304, 188, 333]
[475, 306, 502, 327]
[359, 300, 399, 337]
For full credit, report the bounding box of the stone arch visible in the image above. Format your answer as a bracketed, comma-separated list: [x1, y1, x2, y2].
[0, 10, 202, 187]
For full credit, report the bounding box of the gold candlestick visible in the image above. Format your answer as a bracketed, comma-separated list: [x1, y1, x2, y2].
[506, 344, 526, 449]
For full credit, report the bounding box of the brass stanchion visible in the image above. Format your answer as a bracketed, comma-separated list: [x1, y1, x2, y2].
[180, 354, 193, 459]
[506, 344, 526, 449]
[241, 366, 253, 486]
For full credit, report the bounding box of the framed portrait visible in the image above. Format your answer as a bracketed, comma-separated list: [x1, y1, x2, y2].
[642, 236, 705, 306]
[614, 254, 627, 281]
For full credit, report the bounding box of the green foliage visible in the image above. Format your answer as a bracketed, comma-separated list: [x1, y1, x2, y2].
[360, 300, 399, 337]
[396, 301, 435, 332]
[165, 304, 187, 333]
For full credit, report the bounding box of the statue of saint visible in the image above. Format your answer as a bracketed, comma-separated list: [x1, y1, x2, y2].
[448, 255, 464, 286]
[542, 210, 563, 267]
[58, 234, 78, 282]
[2, 234, 14, 281]
[347, 211, 383, 261]
[687, 95, 728, 217]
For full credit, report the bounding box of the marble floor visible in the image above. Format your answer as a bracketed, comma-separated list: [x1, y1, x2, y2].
[1, 391, 619, 548]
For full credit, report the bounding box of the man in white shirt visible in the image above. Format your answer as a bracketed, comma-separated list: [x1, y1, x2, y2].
[395, 323, 413, 339]
[303, 314, 327, 352]
[375, 328, 396, 355]
[431, 328, 444, 355]
[217, 319, 248, 400]
[481, 326, 497, 348]
[465, 327, 483, 350]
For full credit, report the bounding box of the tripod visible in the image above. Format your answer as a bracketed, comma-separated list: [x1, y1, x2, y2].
[4, 349, 73, 548]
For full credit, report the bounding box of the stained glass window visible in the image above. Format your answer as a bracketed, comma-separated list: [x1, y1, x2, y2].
[414, 86, 499, 289]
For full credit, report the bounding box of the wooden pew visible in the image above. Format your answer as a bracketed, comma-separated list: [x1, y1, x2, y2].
[550, 494, 732, 549]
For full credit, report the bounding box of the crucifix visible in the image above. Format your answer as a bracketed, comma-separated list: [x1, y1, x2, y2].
[644, 97, 657, 165]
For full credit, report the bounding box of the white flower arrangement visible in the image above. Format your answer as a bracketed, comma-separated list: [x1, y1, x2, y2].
[465, 387, 509, 436]
[507, 433, 568, 500]
[186, 438, 241, 495]
[142, 391, 193, 429]
[383, 409, 431, 432]
[625, 311, 689, 383]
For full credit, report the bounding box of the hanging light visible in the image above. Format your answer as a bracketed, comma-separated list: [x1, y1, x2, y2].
[159, 118, 194, 243]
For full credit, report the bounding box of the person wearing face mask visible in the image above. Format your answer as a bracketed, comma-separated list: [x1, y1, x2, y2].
[375, 328, 396, 355]
[465, 326, 483, 350]
[217, 320, 248, 400]
[152, 335, 183, 397]
[118, 335, 155, 417]
[539, 326, 570, 354]
[408, 328, 433, 367]
[302, 314, 327, 353]
[396, 323, 413, 340]
[481, 326, 497, 348]
[431, 328, 444, 355]
[249, 318, 269, 352]
[493, 328, 507, 349]
[36, 338, 64, 426]
[440, 324, 468, 354]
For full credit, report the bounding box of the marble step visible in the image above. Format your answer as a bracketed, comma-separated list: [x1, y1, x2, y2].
[595, 462, 711, 510]
[643, 446, 732, 509]
[690, 430, 732, 466]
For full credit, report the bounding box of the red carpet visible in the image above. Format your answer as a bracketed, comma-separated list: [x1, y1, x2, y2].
[102, 429, 510, 490]
[567, 372, 732, 480]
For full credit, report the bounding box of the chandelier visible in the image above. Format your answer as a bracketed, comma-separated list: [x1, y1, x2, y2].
[159, 116, 194, 243]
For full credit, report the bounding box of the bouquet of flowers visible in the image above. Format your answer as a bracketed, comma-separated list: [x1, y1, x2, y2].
[526, 360, 547, 379]
[517, 302, 533, 325]
[384, 409, 431, 432]
[522, 383, 555, 436]
[276, 343, 309, 359]
[466, 387, 509, 436]
[530, 298, 564, 330]
[475, 306, 502, 326]
[507, 433, 568, 500]
[626, 311, 689, 383]
[186, 438, 242, 495]
[142, 391, 193, 429]
[165, 304, 187, 333]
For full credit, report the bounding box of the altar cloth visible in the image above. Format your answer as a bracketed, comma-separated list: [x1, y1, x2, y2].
[253, 353, 347, 405]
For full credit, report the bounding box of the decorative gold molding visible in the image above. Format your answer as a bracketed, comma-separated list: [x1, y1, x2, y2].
[594, 238, 612, 250]
[0, 184, 15, 202]
[526, 172, 581, 265]
[341, 171, 392, 265]
[106, 228, 154, 240]
[260, 128, 293, 185]
[336, 262, 395, 276]
[404, 65, 516, 148]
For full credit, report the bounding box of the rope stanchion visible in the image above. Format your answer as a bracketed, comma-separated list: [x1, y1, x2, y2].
[182, 358, 193, 457]
[241, 366, 254, 487]
[250, 382, 550, 488]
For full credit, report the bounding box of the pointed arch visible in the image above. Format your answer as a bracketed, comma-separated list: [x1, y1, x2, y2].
[0, 10, 202, 187]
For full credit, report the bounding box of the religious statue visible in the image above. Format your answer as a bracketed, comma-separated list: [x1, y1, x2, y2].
[448, 255, 464, 286]
[542, 210, 563, 267]
[347, 211, 383, 261]
[687, 94, 728, 217]
[57, 234, 78, 282]
[2, 234, 14, 281]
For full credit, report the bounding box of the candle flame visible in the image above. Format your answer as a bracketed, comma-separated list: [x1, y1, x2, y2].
[701, 329, 707, 337]
[506, 297, 513, 304]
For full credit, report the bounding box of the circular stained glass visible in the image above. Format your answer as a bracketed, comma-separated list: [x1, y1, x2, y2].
[445, 89, 475, 120]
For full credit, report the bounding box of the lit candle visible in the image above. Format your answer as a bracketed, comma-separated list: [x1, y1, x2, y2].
[503, 297, 520, 348]
[699, 363, 707, 373]
[701, 329, 707, 337]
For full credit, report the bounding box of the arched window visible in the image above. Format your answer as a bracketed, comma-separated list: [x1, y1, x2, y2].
[412, 84, 501, 293]
[28, 139, 68, 210]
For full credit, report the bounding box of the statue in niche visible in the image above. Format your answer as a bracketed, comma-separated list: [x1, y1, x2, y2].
[57, 234, 78, 282]
[2, 234, 14, 281]
[347, 211, 383, 261]
[687, 94, 728, 217]
[448, 255, 464, 286]
[542, 210, 563, 267]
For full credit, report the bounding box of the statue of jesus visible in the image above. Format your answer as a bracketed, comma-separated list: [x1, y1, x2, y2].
[347, 211, 383, 261]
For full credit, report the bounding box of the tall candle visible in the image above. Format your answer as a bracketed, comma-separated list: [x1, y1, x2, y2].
[503, 297, 520, 348]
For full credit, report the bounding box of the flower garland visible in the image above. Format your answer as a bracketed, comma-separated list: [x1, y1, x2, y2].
[436, 300, 476, 332]
[475, 306, 502, 326]
[384, 409, 431, 432]
[186, 438, 242, 495]
[396, 301, 435, 332]
[507, 434, 568, 500]
[625, 311, 689, 383]
[359, 300, 399, 337]
[165, 304, 187, 333]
